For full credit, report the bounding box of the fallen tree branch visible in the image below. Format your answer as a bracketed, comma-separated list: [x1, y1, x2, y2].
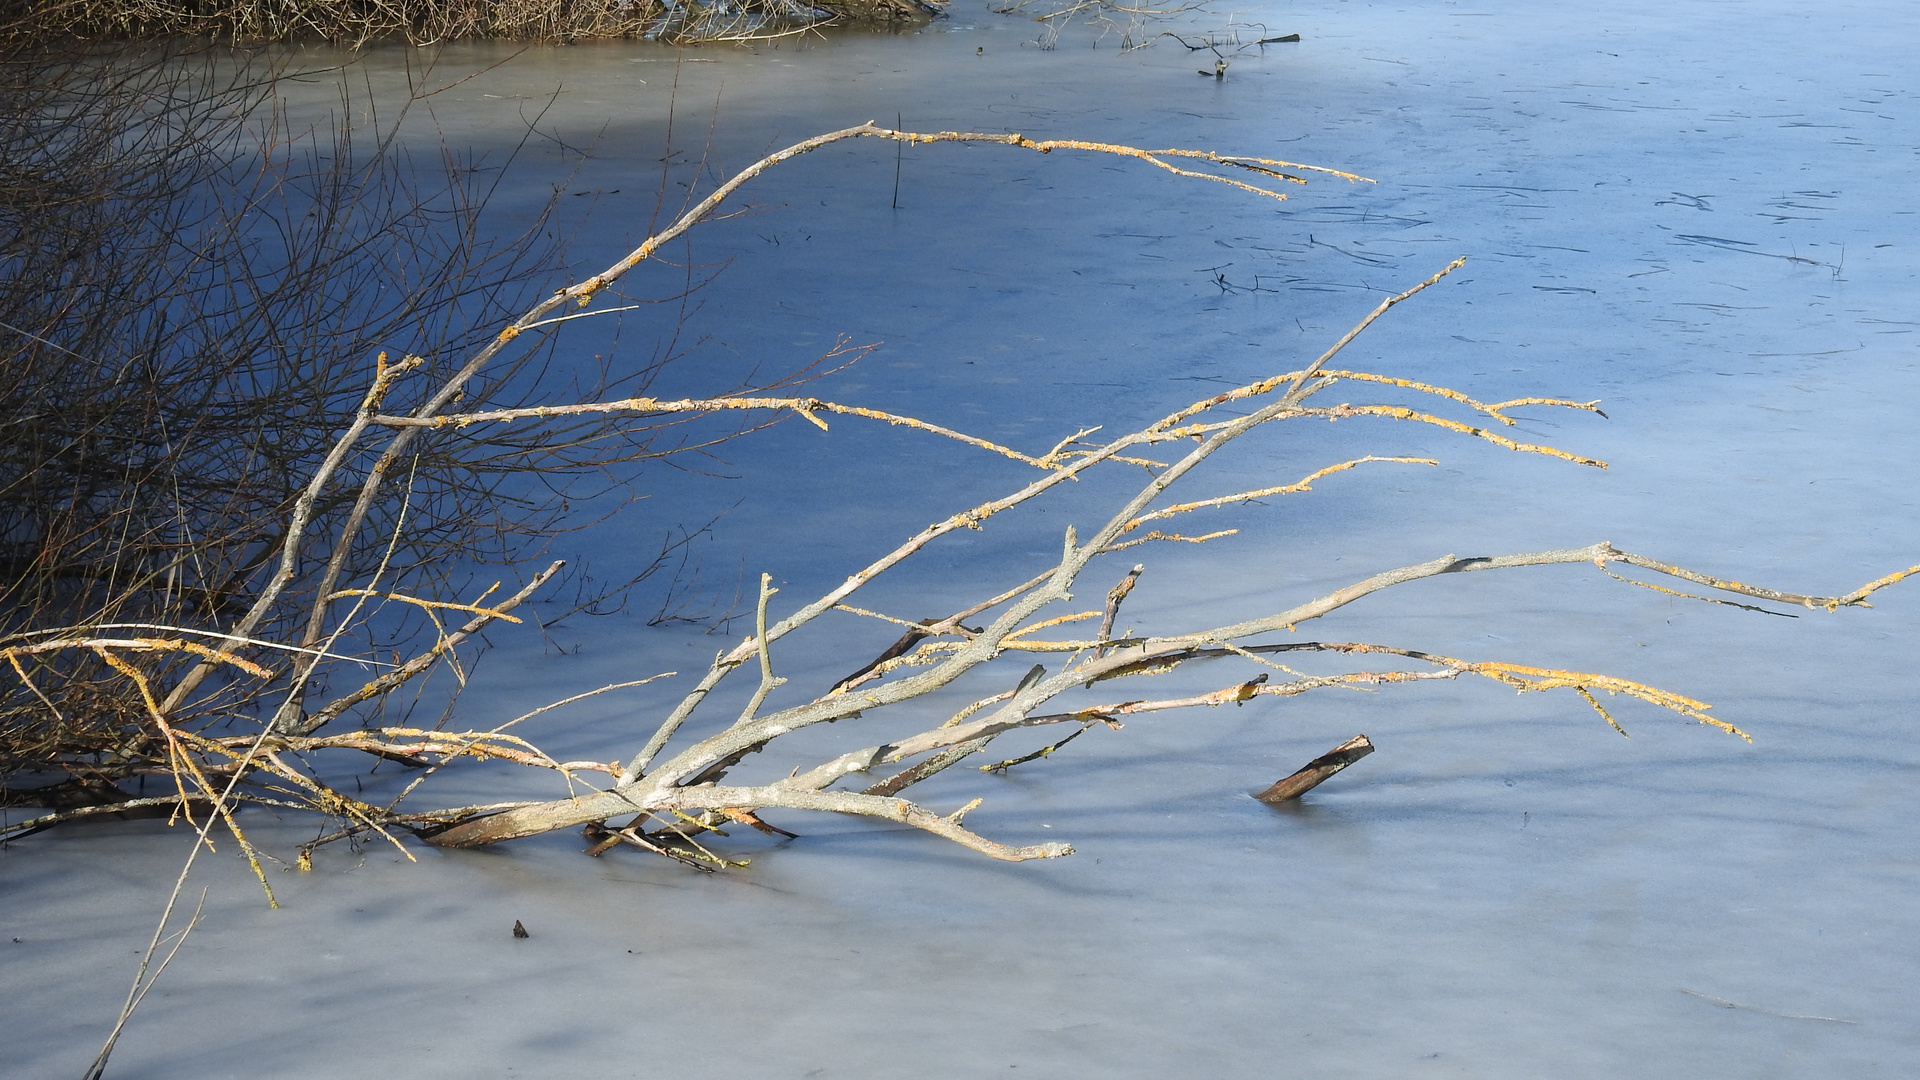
[422, 301, 1906, 853]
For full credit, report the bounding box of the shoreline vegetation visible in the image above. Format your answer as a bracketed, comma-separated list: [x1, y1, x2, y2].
[1, 0, 1264, 49]
[1, 0, 951, 46]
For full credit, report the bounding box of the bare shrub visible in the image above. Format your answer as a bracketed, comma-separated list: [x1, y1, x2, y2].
[0, 44, 818, 828]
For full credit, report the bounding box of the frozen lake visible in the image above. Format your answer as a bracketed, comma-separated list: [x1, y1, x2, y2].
[7, 1, 1919, 1076]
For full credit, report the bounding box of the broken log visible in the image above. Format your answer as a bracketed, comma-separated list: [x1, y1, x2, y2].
[1254, 734, 1374, 803]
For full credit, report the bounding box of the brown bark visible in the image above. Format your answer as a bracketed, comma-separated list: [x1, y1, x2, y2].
[1255, 735, 1375, 803]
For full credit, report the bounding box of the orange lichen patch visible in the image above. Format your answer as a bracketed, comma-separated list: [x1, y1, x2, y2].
[1315, 370, 1603, 425]
[1315, 642, 1743, 739]
[1101, 529, 1239, 553]
[1838, 562, 1920, 609]
[328, 589, 524, 624]
[1313, 404, 1608, 468]
[1003, 611, 1102, 643]
[3, 636, 270, 678]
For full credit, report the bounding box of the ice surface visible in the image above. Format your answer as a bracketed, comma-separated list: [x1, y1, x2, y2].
[6, 2, 1919, 1076]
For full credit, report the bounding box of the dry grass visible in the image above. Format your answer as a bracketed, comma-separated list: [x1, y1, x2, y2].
[2, 0, 942, 46]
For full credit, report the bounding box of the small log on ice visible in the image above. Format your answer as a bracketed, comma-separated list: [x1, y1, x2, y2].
[1254, 735, 1375, 803]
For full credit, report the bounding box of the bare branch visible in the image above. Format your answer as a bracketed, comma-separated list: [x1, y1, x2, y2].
[297, 560, 564, 733]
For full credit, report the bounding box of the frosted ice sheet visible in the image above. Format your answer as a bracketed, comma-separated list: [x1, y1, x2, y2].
[6, 2, 1919, 1076]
